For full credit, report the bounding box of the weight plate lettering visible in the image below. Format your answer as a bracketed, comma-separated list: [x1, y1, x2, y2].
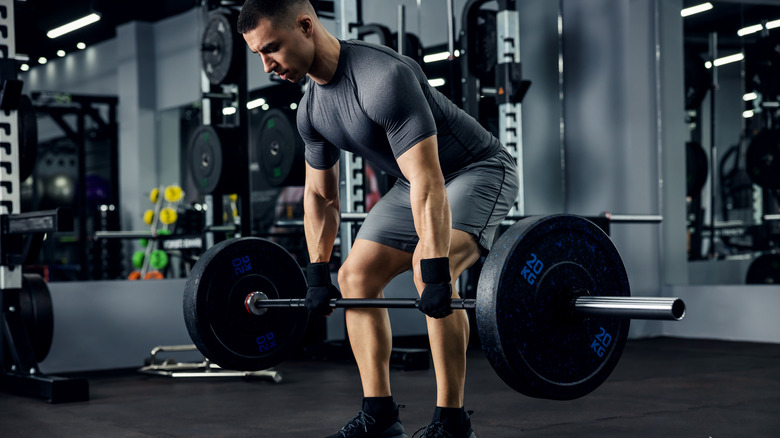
[476, 215, 630, 400]
[184, 237, 308, 371]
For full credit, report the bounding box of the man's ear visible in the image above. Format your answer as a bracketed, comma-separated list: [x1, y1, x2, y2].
[300, 16, 313, 37]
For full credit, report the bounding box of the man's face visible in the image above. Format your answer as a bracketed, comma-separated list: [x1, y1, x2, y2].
[243, 15, 313, 83]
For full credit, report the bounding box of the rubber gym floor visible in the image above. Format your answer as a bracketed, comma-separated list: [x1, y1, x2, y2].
[1, 337, 778, 437]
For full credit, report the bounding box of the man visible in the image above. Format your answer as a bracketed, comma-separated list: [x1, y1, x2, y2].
[238, 1, 518, 437]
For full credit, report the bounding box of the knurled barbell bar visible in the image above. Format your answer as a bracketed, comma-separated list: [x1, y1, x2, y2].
[183, 214, 686, 401]
[244, 293, 685, 321]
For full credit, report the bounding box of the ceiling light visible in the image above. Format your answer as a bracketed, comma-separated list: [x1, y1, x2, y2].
[743, 110, 754, 118]
[47, 13, 101, 39]
[743, 92, 758, 101]
[428, 78, 446, 87]
[261, 103, 270, 111]
[713, 53, 744, 67]
[681, 2, 713, 18]
[737, 24, 763, 37]
[222, 107, 237, 116]
[247, 98, 267, 110]
[38, 57, 48, 65]
[290, 103, 298, 110]
[20, 64, 30, 72]
[423, 50, 460, 64]
[705, 53, 744, 69]
[57, 50, 66, 57]
[737, 18, 780, 37]
[77, 42, 87, 50]
[424, 52, 450, 63]
[14, 54, 30, 62]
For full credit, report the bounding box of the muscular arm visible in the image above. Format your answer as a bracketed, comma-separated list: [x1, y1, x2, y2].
[304, 162, 341, 263]
[396, 135, 451, 259]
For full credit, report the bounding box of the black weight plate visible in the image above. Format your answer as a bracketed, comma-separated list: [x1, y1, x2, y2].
[686, 141, 708, 197]
[467, 10, 497, 82]
[189, 125, 224, 194]
[184, 237, 308, 371]
[746, 130, 780, 189]
[17, 274, 54, 362]
[746, 253, 780, 284]
[189, 125, 223, 194]
[188, 125, 243, 194]
[18, 94, 38, 181]
[257, 109, 305, 187]
[202, 12, 237, 85]
[476, 215, 631, 400]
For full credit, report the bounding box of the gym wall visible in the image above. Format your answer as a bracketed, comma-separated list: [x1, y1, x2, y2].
[18, 0, 780, 374]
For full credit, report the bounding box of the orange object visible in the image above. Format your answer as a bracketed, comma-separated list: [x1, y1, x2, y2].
[144, 271, 164, 280]
[128, 271, 141, 280]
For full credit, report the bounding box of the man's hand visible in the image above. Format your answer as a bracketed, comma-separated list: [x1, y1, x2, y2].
[305, 262, 341, 316]
[418, 257, 453, 319]
[419, 282, 454, 318]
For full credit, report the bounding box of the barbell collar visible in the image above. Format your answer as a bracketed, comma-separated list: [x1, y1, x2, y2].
[573, 296, 685, 321]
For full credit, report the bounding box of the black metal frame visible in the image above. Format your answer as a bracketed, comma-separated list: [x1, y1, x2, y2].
[0, 209, 89, 403]
[30, 93, 119, 279]
[199, 7, 251, 239]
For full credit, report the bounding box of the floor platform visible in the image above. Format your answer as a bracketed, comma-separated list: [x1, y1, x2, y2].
[1, 337, 778, 437]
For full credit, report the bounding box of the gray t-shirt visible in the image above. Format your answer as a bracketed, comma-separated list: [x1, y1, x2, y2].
[297, 39, 502, 181]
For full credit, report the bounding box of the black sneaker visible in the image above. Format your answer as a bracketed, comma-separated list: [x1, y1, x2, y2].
[412, 422, 476, 438]
[412, 410, 476, 438]
[326, 410, 407, 438]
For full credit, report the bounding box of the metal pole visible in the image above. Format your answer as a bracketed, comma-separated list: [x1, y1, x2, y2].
[606, 214, 664, 223]
[446, 0, 455, 58]
[574, 297, 686, 321]
[254, 298, 474, 310]
[246, 293, 686, 321]
[708, 32, 718, 258]
[496, 2, 524, 216]
[397, 4, 405, 55]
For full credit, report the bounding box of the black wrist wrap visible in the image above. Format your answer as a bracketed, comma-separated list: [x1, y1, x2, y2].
[420, 257, 451, 284]
[307, 262, 332, 287]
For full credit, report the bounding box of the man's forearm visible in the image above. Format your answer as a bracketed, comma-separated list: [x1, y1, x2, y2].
[303, 193, 341, 263]
[409, 179, 451, 260]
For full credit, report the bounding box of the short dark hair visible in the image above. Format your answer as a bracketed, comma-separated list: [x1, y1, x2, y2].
[237, 0, 314, 34]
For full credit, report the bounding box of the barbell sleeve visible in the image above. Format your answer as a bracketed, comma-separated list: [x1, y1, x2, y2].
[573, 296, 685, 321]
[245, 293, 686, 321]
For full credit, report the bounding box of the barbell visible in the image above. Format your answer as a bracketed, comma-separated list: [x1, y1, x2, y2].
[183, 214, 686, 400]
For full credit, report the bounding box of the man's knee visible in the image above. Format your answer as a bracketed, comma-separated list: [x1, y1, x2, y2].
[448, 230, 481, 279]
[337, 257, 389, 298]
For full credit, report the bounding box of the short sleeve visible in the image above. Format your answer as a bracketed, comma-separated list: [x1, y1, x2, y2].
[360, 63, 437, 159]
[297, 99, 340, 169]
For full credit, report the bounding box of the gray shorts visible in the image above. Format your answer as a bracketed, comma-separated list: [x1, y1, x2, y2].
[355, 148, 519, 254]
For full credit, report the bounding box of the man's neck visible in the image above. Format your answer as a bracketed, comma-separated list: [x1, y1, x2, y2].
[308, 30, 341, 85]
